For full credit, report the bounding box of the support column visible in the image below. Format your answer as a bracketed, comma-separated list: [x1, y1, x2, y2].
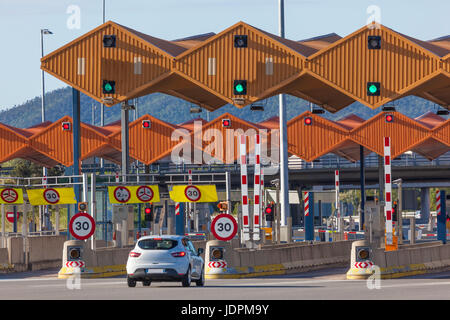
[360, 146, 365, 231]
[72, 88, 81, 239]
[420, 188, 430, 225]
[304, 191, 314, 242]
[121, 102, 131, 183]
[437, 190, 447, 244]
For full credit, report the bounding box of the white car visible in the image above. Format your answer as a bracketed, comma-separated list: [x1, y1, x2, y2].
[126, 235, 205, 287]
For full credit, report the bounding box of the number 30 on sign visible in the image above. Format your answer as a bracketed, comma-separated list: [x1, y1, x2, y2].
[69, 212, 96, 240]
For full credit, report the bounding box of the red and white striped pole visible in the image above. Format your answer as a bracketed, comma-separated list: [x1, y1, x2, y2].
[261, 167, 265, 223]
[253, 134, 261, 241]
[335, 170, 340, 231]
[304, 191, 310, 217]
[175, 202, 180, 216]
[384, 137, 393, 245]
[188, 169, 192, 185]
[240, 135, 250, 241]
[115, 172, 120, 183]
[436, 190, 441, 216]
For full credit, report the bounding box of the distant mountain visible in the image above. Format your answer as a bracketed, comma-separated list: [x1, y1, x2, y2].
[0, 86, 440, 128]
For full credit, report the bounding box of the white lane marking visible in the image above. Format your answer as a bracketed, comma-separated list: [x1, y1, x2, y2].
[380, 281, 450, 289]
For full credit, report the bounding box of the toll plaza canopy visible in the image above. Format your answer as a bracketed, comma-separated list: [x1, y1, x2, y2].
[41, 21, 450, 112]
[0, 112, 448, 168]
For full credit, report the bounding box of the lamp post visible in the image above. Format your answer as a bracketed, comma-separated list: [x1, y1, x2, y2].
[40, 28, 53, 231]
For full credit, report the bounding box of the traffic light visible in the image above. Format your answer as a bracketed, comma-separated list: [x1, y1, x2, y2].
[61, 122, 71, 131]
[217, 201, 228, 212]
[233, 80, 247, 95]
[234, 35, 248, 48]
[385, 114, 394, 123]
[222, 119, 231, 128]
[102, 80, 116, 94]
[103, 35, 116, 48]
[368, 35, 381, 49]
[367, 82, 380, 96]
[142, 120, 151, 129]
[265, 204, 274, 221]
[144, 204, 153, 222]
[304, 117, 313, 126]
[392, 201, 398, 222]
[78, 202, 88, 212]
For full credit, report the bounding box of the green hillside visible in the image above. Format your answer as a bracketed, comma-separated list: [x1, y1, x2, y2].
[0, 86, 441, 128]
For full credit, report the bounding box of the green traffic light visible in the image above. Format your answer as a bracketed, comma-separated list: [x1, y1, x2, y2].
[369, 84, 378, 94]
[235, 84, 244, 93]
[104, 83, 113, 92]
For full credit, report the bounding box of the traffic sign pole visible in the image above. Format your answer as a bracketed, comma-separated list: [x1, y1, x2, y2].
[384, 137, 394, 247]
[253, 134, 261, 241]
[437, 190, 447, 244]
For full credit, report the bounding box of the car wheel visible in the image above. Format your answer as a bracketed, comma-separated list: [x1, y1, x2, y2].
[127, 277, 137, 288]
[143, 279, 151, 286]
[195, 267, 205, 287]
[181, 266, 192, 287]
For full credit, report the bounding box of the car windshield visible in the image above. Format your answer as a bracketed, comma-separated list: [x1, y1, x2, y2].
[138, 239, 178, 250]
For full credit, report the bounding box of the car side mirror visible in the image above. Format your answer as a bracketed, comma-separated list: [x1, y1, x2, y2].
[198, 248, 204, 255]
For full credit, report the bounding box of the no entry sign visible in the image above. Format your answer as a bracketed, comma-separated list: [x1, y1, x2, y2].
[211, 213, 238, 241]
[69, 212, 96, 240]
[6, 212, 19, 223]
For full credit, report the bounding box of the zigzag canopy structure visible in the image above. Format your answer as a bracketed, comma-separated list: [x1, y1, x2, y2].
[0, 112, 448, 168]
[41, 21, 450, 112]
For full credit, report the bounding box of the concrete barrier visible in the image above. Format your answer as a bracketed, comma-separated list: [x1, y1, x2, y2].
[0, 248, 10, 271]
[205, 240, 353, 279]
[347, 241, 450, 279]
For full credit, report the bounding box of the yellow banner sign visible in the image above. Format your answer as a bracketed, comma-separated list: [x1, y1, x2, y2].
[27, 188, 77, 206]
[169, 185, 218, 203]
[108, 185, 160, 204]
[0, 188, 24, 204]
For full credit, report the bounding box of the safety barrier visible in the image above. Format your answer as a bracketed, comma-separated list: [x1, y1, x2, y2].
[204, 240, 353, 279]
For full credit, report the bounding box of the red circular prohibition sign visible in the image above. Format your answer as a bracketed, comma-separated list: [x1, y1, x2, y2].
[184, 185, 201, 202]
[69, 212, 96, 240]
[210, 213, 238, 241]
[1, 189, 18, 203]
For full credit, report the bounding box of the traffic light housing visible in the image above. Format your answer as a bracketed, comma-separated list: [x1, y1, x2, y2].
[78, 202, 88, 212]
[102, 80, 116, 94]
[144, 204, 153, 222]
[392, 201, 398, 222]
[385, 114, 394, 123]
[265, 204, 274, 221]
[103, 35, 116, 48]
[234, 35, 248, 48]
[233, 80, 247, 95]
[367, 82, 380, 96]
[217, 201, 228, 212]
[61, 122, 71, 131]
[368, 35, 381, 49]
[142, 120, 151, 129]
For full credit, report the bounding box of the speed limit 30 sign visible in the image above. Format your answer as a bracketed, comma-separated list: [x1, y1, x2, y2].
[184, 185, 201, 202]
[211, 213, 238, 241]
[69, 212, 96, 240]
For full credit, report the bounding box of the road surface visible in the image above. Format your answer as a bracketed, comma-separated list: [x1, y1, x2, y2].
[1, 267, 450, 300]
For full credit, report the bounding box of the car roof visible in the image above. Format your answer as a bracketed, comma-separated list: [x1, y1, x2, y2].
[137, 235, 185, 241]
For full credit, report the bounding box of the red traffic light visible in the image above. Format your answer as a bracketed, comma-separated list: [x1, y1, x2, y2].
[304, 117, 312, 125]
[222, 119, 231, 127]
[265, 206, 272, 214]
[385, 114, 394, 123]
[145, 207, 151, 214]
[62, 122, 71, 131]
[142, 120, 151, 128]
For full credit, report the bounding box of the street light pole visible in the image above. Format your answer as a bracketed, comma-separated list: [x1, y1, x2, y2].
[278, 0, 290, 226]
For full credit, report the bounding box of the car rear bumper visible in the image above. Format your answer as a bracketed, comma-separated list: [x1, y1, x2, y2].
[128, 268, 185, 281]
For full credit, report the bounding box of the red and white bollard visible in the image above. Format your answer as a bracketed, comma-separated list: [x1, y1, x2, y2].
[384, 137, 393, 245]
[253, 134, 261, 241]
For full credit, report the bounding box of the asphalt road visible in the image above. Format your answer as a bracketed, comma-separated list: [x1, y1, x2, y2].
[1, 267, 450, 300]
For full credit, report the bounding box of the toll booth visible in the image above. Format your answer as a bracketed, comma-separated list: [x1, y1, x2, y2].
[364, 196, 385, 248]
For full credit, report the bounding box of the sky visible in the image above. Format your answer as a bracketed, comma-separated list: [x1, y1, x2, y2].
[0, 0, 448, 110]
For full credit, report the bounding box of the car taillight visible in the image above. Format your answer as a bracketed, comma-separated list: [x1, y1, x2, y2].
[171, 251, 186, 258]
[129, 252, 141, 258]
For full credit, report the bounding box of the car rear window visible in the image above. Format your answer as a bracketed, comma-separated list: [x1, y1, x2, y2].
[138, 239, 178, 250]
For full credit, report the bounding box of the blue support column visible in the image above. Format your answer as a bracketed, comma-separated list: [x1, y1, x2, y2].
[138, 204, 142, 235]
[360, 146, 365, 231]
[72, 88, 81, 239]
[305, 192, 314, 241]
[175, 203, 185, 236]
[437, 190, 447, 244]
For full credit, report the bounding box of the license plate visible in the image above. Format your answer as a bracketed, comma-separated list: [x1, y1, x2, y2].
[146, 268, 164, 274]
